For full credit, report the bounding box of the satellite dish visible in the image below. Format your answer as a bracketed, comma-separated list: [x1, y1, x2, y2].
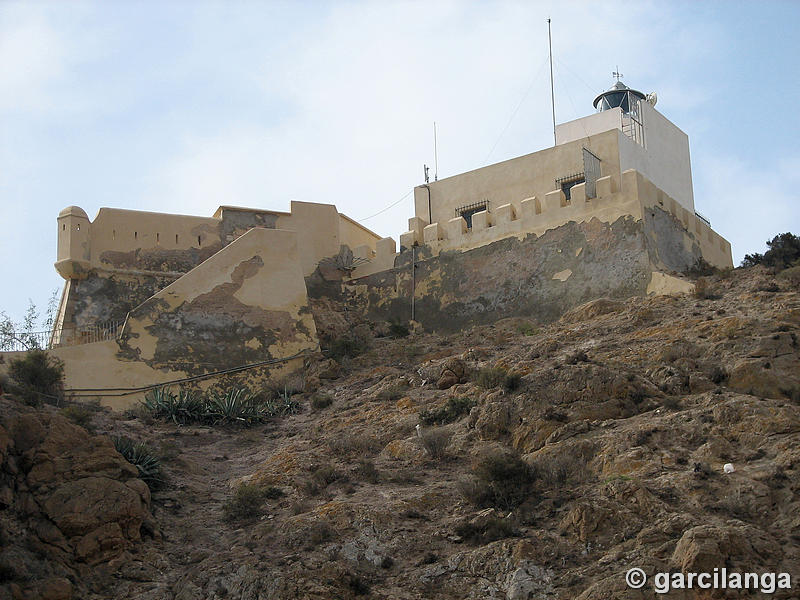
[646, 92, 658, 106]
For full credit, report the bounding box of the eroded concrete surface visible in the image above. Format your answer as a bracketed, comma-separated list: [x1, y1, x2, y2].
[342, 214, 695, 333]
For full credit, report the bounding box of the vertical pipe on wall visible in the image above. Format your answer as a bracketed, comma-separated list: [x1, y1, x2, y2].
[411, 245, 416, 323]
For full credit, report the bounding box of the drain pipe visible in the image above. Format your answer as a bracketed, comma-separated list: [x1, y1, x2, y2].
[411, 244, 416, 322]
[421, 184, 432, 225]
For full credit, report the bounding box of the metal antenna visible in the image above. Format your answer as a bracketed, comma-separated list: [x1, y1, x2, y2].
[613, 67, 623, 82]
[433, 122, 439, 181]
[548, 18, 556, 146]
[423, 164, 430, 183]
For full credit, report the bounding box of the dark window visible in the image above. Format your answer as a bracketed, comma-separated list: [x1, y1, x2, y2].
[455, 201, 490, 229]
[560, 177, 584, 201]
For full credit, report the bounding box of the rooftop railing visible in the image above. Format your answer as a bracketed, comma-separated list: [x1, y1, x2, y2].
[0, 320, 124, 352]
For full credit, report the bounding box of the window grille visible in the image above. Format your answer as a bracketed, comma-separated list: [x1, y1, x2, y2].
[455, 201, 490, 229]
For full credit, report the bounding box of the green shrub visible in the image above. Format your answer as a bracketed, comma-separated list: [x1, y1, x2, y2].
[328, 433, 382, 457]
[375, 384, 407, 402]
[263, 485, 284, 499]
[419, 396, 475, 426]
[355, 459, 380, 483]
[388, 320, 410, 338]
[474, 367, 522, 391]
[326, 334, 368, 360]
[60, 404, 96, 433]
[7, 349, 64, 405]
[529, 452, 590, 487]
[305, 521, 334, 549]
[459, 451, 536, 510]
[311, 392, 333, 410]
[113, 436, 163, 490]
[515, 321, 538, 336]
[454, 516, 515, 545]
[741, 232, 800, 269]
[502, 372, 523, 392]
[223, 482, 267, 521]
[777, 265, 800, 285]
[420, 427, 450, 460]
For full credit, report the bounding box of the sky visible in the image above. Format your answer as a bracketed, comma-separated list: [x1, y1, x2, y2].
[1, 0, 799, 326]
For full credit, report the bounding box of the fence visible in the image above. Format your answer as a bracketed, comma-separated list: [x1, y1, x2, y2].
[0, 320, 124, 352]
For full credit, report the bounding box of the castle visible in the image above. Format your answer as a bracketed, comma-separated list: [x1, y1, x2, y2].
[45, 79, 732, 408]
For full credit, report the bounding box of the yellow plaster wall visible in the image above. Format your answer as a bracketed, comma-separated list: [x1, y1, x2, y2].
[631, 170, 733, 269]
[412, 129, 623, 229]
[56, 207, 222, 278]
[122, 226, 318, 369]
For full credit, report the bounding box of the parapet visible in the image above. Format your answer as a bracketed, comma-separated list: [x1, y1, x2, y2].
[350, 169, 732, 277]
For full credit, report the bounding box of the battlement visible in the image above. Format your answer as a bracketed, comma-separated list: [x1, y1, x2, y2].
[55, 200, 383, 281]
[351, 168, 732, 279]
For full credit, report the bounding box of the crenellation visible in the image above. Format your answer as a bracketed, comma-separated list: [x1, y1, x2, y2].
[495, 203, 516, 225]
[471, 210, 492, 231]
[596, 175, 615, 197]
[544, 189, 566, 211]
[446, 216, 468, 241]
[423, 222, 444, 243]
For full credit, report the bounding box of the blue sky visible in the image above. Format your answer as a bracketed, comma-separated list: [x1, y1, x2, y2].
[2, 0, 799, 325]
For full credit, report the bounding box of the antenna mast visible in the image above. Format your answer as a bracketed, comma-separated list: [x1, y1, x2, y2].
[433, 121, 439, 181]
[547, 18, 556, 146]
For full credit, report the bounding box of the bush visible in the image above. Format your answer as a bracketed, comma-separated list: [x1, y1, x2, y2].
[7, 349, 64, 405]
[388, 320, 410, 338]
[529, 452, 590, 487]
[325, 334, 368, 360]
[708, 365, 728, 384]
[474, 367, 522, 392]
[777, 265, 800, 286]
[454, 516, 515, 545]
[419, 396, 475, 426]
[515, 321, 538, 336]
[355, 459, 380, 483]
[303, 464, 344, 496]
[694, 277, 719, 300]
[375, 384, 407, 402]
[741, 232, 800, 270]
[113, 436, 163, 490]
[328, 433, 382, 457]
[223, 482, 267, 521]
[420, 427, 450, 460]
[310, 392, 333, 410]
[60, 404, 96, 433]
[305, 521, 334, 549]
[460, 451, 536, 510]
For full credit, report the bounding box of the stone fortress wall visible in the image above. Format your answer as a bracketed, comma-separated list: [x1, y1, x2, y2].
[34, 83, 734, 409]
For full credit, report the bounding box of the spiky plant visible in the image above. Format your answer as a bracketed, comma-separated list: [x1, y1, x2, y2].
[142, 386, 204, 424]
[113, 436, 163, 490]
[206, 388, 261, 424]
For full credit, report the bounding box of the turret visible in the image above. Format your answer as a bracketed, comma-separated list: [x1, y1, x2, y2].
[55, 205, 91, 279]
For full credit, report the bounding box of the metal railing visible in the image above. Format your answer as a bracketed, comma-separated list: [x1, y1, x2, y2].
[695, 211, 711, 226]
[0, 320, 124, 352]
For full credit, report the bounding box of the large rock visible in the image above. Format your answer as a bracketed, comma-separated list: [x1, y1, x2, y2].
[728, 358, 793, 399]
[0, 398, 155, 573]
[671, 523, 782, 573]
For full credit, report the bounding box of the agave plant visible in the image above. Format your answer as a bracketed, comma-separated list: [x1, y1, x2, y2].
[113, 436, 163, 490]
[142, 386, 175, 418]
[206, 388, 262, 424]
[142, 386, 205, 424]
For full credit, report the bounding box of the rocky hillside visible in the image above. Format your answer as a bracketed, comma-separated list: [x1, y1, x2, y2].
[1, 266, 799, 599]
